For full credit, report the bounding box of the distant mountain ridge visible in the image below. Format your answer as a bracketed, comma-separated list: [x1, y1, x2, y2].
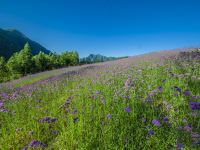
[80, 54, 128, 64]
[0, 28, 50, 59]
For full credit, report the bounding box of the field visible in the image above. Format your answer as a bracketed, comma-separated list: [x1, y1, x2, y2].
[0, 50, 199, 149]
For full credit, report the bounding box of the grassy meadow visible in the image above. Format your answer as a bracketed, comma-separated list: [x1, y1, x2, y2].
[0, 50, 199, 149]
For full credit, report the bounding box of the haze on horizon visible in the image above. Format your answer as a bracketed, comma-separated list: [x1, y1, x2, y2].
[0, 0, 200, 57]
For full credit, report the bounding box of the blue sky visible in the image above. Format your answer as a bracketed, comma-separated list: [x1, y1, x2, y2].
[0, 0, 200, 57]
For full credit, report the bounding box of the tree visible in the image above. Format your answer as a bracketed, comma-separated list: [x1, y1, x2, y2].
[19, 42, 33, 74]
[7, 52, 22, 78]
[69, 51, 79, 65]
[0, 56, 9, 82]
[32, 52, 52, 72]
[7, 42, 33, 77]
[48, 53, 61, 69]
[59, 51, 79, 67]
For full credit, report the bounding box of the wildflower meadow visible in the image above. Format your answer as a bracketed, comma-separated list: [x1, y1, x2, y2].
[0, 50, 199, 149]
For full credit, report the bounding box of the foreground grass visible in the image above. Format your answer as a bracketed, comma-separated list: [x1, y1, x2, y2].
[0, 52, 199, 149]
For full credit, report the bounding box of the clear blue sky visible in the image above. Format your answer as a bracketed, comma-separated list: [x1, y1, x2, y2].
[0, 0, 200, 57]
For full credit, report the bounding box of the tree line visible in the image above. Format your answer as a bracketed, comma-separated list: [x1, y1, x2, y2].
[0, 42, 79, 82]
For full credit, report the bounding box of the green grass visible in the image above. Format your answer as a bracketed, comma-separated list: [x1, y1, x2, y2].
[0, 54, 199, 149]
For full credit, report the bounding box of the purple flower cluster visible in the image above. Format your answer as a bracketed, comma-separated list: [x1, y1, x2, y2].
[39, 117, 57, 123]
[174, 86, 181, 92]
[124, 78, 132, 89]
[184, 125, 192, 132]
[163, 117, 169, 123]
[73, 117, 78, 123]
[72, 109, 77, 114]
[148, 89, 158, 97]
[100, 96, 105, 104]
[0, 100, 4, 108]
[177, 143, 183, 149]
[183, 90, 192, 96]
[107, 114, 112, 119]
[0, 100, 10, 113]
[124, 106, 131, 113]
[189, 101, 200, 110]
[149, 130, 154, 136]
[28, 140, 46, 148]
[152, 119, 161, 126]
[0, 92, 9, 100]
[23, 140, 46, 150]
[157, 86, 163, 92]
[191, 132, 200, 138]
[52, 130, 58, 135]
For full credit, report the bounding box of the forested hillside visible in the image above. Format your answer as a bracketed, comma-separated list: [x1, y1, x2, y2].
[0, 28, 50, 59]
[0, 43, 79, 82]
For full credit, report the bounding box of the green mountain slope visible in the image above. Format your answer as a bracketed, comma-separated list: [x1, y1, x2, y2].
[0, 28, 50, 59]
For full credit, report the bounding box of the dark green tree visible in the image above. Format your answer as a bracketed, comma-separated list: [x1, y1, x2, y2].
[7, 42, 33, 77]
[7, 52, 22, 78]
[20, 42, 33, 74]
[0, 56, 9, 82]
[59, 51, 79, 66]
[32, 52, 52, 72]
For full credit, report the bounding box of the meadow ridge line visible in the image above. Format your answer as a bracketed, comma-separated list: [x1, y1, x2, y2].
[0, 50, 179, 95]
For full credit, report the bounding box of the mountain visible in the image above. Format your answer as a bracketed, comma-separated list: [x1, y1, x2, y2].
[80, 54, 128, 64]
[0, 28, 50, 59]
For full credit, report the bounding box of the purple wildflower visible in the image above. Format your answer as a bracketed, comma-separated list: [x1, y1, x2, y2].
[48, 125, 53, 129]
[148, 89, 158, 97]
[152, 119, 161, 126]
[183, 90, 192, 96]
[73, 117, 78, 123]
[107, 114, 112, 119]
[177, 143, 183, 149]
[173, 93, 178, 97]
[39, 117, 57, 123]
[64, 100, 71, 106]
[191, 132, 200, 145]
[0, 93, 9, 99]
[184, 125, 192, 132]
[157, 86, 163, 92]
[28, 140, 46, 148]
[174, 86, 181, 92]
[125, 78, 132, 89]
[0, 109, 9, 113]
[39, 117, 51, 123]
[52, 130, 57, 135]
[164, 117, 169, 123]
[100, 96, 105, 104]
[192, 112, 198, 117]
[189, 101, 200, 110]
[72, 109, 77, 114]
[149, 130, 154, 136]
[191, 132, 200, 138]
[124, 106, 131, 113]
[0, 100, 4, 108]
[27, 93, 32, 97]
